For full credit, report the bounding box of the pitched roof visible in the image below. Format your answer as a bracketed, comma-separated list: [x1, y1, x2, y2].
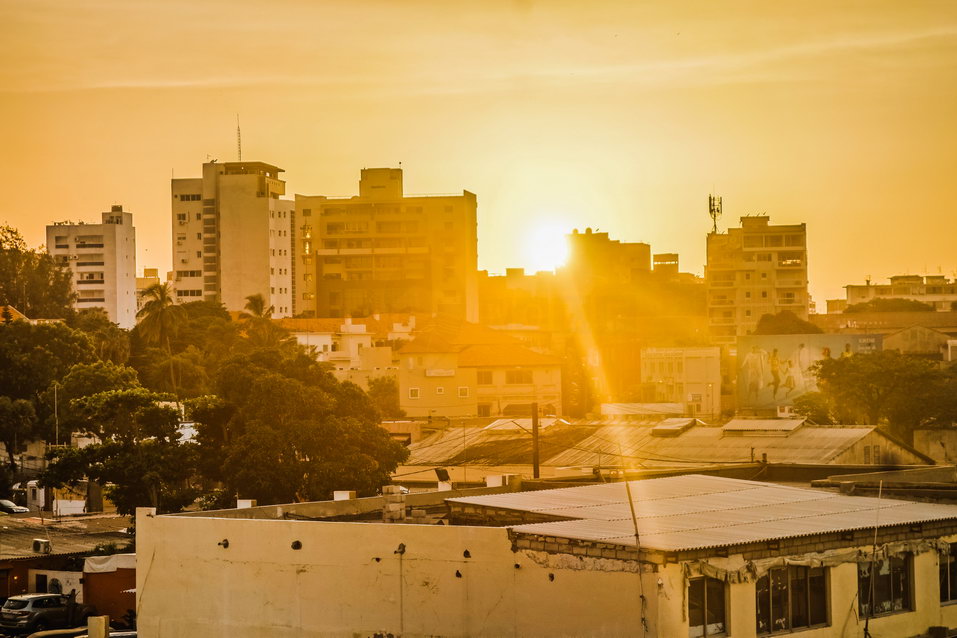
[448, 474, 957, 552]
[404, 420, 931, 468]
[457, 344, 559, 367]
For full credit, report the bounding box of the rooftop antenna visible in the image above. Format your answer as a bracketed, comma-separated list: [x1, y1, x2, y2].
[236, 115, 242, 162]
[708, 194, 722, 234]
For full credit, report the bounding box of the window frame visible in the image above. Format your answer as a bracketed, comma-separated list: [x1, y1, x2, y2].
[858, 553, 912, 618]
[941, 544, 957, 604]
[688, 576, 728, 638]
[408, 388, 420, 400]
[755, 565, 829, 635]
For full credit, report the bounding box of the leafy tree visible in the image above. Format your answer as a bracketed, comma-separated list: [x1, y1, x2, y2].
[790, 392, 835, 425]
[844, 298, 935, 313]
[753, 310, 823, 335]
[42, 389, 198, 515]
[0, 321, 94, 403]
[367, 377, 405, 419]
[136, 283, 186, 397]
[0, 397, 37, 469]
[37, 361, 140, 441]
[194, 352, 408, 505]
[811, 351, 957, 443]
[0, 226, 74, 318]
[239, 293, 295, 351]
[67, 308, 131, 364]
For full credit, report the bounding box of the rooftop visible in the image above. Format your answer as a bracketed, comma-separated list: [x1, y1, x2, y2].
[449, 474, 957, 552]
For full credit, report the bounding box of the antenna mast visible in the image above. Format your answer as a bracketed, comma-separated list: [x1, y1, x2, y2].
[708, 194, 722, 234]
[236, 115, 242, 162]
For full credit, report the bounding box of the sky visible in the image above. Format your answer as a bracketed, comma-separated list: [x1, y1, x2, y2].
[1, 0, 955, 305]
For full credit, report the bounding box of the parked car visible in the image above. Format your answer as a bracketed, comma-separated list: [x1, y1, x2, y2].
[0, 594, 95, 634]
[0, 500, 29, 515]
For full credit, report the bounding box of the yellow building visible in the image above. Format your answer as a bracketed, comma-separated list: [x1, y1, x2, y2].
[397, 318, 562, 418]
[136, 474, 957, 637]
[706, 215, 808, 345]
[294, 168, 478, 320]
[171, 161, 294, 315]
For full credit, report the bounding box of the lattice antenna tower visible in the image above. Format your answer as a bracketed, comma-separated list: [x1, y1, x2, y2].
[236, 115, 242, 162]
[708, 194, 722, 234]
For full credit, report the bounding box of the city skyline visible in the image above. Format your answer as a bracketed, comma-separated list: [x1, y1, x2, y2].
[2, 1, 956, 306]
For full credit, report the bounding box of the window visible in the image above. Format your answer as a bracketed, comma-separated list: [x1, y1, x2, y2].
[176, 213, 187, 221]
[858, 555, 911, 616]
[941, 544, 957, 603]
[435, 387, 445, 395]
[408, 388, 420, 399]
[688, 577, 726, 637]
[477, 370, 493, 385]
[195, 213, 201, 220]
[756, 566, 827, 635]
[196, 233, 202, 240]
[458, 387, 469, 398]
[302, 209, 312, 216]
[505, 370, 533, 385]
[477, 404, 491, 417]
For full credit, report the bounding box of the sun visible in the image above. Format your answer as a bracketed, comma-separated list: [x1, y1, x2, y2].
[525, 222, 570, 272]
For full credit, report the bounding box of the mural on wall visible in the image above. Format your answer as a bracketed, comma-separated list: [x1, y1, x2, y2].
[737, 334, 881, 409]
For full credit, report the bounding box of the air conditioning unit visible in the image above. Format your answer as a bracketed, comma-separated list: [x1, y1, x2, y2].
[32, 539, 52, 554]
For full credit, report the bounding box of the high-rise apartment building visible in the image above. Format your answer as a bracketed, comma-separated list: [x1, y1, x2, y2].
[171, 161, 293, 315]
[706, 215, 808, 345]
[47, 205, 137, 328]
[295, 168, 477, 320]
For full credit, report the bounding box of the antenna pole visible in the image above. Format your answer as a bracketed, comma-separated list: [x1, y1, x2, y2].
[236, 115, 242, 162]
[708, 194, 722, 234]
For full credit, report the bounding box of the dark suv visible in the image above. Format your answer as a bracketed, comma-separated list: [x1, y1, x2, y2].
[0, 594, 95, 634]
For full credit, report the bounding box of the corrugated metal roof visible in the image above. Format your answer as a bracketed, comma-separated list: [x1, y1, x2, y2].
[404, 420, 929, 468]
[722, 418, 806, 432]
[449, 475, 957, 552]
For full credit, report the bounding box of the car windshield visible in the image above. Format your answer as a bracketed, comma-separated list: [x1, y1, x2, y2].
[2, 599, 29, 610]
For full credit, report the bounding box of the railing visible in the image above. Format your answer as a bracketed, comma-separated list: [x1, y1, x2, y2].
[77, 298, 105, 303]
[76, 280, 105, 285]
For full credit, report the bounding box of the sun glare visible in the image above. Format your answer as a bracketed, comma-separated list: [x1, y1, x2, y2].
[525, 222, 570, 272]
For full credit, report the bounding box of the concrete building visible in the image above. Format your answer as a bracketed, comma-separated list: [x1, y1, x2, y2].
[295, 168, 478, 320]
[46, 206, 136, 328]
[171, 161, 293, 316]
[830, 274, 957, 313]
[136, 474, 957, 637]
[640, 347, 721, 420]
[135, 267, 162, 313]
[397, 318, 562, 418]
[706, 215, 808, 345]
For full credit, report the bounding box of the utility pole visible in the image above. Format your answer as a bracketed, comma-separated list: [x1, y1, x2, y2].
[531, 402, 540, 479]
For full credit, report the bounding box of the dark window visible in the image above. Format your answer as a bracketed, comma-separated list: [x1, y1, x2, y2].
[689, 576, 726, 637]
[941, 544, 957, 603]
[858, 555, 911, 617]
[505, 370, 533, 385]
[477, 370, 493, 385]
[756, 566, 827, 634]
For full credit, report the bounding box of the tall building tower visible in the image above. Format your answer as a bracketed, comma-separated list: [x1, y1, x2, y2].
[46, 205, 137, 328]
[295, 168, 477, 320]
[706, 215, 808, 344]
[171, 161, 293, 316]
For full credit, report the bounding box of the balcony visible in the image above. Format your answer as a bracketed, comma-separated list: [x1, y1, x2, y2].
[75, 243, 104, 249]
[76, 261, 105, 267]
[77, 298, 105, 304]
[76, 280, 105, 285]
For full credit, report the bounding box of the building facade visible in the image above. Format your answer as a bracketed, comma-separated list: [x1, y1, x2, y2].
[136, 475, 957, 637]
[46, 206, 136, 328]
[706, 215, 808, 345]
[171, 161, 293, 316]
[830, 274, 957, 312]
[640, 346, 721, 419]
[294, 168, 478, 320]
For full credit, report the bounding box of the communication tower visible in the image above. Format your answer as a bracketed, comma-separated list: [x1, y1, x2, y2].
[708, 194, 722, 234]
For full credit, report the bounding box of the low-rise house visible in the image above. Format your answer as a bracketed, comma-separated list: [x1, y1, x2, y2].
[136, 474, 957, 636]
[398, 318, 562, 418]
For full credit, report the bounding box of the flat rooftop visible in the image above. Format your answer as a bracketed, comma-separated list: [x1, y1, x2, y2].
[449, 474, 957, 552]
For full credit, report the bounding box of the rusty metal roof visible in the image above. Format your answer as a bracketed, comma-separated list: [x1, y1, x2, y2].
[448, 475, 957, 552]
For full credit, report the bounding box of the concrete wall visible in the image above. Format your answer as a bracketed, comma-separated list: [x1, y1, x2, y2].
[136, 510, 659, 637]
[136, 506, 957, 638]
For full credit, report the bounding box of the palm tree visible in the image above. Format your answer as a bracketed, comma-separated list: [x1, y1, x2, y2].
[240, 293, 295, 350]
[136, 283, 187, 396]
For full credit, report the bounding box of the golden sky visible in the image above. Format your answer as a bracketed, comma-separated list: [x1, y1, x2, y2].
[1, 0, 955, 305]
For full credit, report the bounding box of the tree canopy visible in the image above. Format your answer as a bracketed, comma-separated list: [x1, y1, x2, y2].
[844, 298, 936, 313]
[0, 226, 74, 319]
[752, 310, 823, 335]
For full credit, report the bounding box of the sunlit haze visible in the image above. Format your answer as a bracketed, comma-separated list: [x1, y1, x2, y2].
[1, 1, 956, 304]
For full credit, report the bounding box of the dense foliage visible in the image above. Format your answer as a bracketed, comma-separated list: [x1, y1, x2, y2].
[752, 310, 823, 335]
[0, 226, 74, 319]
[844, 298, 936, 313]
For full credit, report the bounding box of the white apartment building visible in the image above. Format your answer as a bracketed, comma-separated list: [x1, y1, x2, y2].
[827, 274, 957, 312]
[46, 206, 137, 328]
[706, 215, 809, 345]
[171, 161, 293, 316]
